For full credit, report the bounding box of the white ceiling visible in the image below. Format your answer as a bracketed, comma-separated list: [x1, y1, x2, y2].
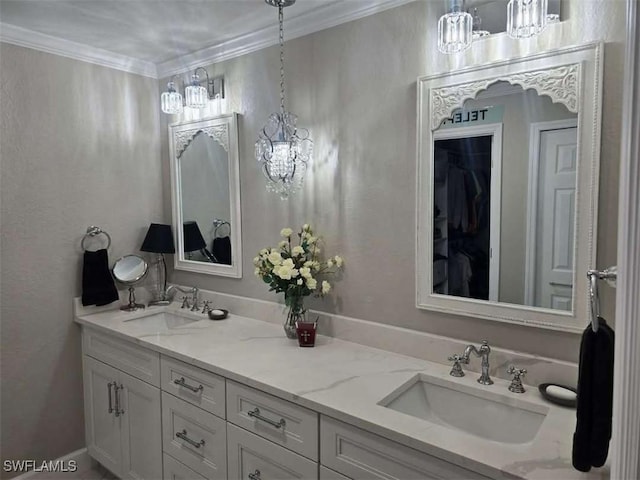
[0, 0, 416, 78]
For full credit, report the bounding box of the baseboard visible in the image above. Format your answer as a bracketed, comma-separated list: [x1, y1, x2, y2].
[10, 448, 90, 480]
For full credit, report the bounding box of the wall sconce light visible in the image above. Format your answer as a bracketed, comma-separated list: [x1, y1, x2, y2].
[255, 0, 313, 200]
[161, 69, 224, 115]
[438, 0, 554, 54]
[507, 0, 548, 38]
[160, 80, 183, 115]
[437, 0, 473, 54]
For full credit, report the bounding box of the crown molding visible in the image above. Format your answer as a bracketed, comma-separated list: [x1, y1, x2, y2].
[156, 0, 415, 78]
[0, 23, 158, 78]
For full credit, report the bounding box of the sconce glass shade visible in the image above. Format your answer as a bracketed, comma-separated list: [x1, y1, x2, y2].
[507, 0, 548, 39]
[256, 112, 313, 200]
[185, 74, 208, 109]
[438, 9, 473, 54]
[161, 82, 183, 114]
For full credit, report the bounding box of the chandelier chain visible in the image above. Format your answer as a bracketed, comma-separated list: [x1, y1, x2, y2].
[279, 5, 286, 115]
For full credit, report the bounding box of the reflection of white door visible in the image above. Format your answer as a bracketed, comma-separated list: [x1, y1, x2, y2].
[531, 125, 577, 310]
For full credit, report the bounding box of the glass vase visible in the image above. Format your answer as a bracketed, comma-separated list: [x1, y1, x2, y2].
[284, 297, 306, 339]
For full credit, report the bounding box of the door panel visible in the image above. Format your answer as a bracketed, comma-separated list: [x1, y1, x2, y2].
[119, 372, 162, 480]
[535, 127, 578, 309]
[83, 356, 122, 477]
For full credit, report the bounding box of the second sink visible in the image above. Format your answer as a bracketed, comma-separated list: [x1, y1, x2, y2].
[379, 373, 548, 444]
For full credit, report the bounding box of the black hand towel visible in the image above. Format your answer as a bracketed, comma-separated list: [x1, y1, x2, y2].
[82, 249, 119, 306]
[212, 236, 232, 265]
[572, 317, 615, 472]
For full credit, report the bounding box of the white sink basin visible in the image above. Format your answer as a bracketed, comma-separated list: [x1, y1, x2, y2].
[120, 311, 205, 335]
[379, 374, 548, 444]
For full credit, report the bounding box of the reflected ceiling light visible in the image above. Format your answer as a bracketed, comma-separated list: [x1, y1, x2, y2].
[160, 70, 224, 115]
[507, 0, 548, 38]
[437, 0, 473, 54]
[255, 0, 313, 200]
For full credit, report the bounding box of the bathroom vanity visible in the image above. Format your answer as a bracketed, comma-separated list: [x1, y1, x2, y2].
[75, 300, 606, 480]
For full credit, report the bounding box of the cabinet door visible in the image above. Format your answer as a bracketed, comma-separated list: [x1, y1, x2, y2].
[119, 371, 162, 480]
[227, 424, 318, 480]
[83, 356, 122, 477]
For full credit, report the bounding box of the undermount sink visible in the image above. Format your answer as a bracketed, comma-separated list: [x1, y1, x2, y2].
[121, 311, 205, 335]
[379, 374, 548, 444]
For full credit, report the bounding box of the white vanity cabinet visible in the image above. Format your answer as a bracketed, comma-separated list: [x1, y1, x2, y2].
[82, 344, 162, 479]
[320, 416, 490, 480]
[79, 323, 497, 480]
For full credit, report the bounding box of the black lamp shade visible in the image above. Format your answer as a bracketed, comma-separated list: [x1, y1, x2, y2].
[140, 223, 175, 254]
[183, 221, 206, 252]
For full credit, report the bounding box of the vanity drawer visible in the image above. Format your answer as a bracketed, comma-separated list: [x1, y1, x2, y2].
[226, 380, 318, 461]
[161, 356, 225, 418]
[82, 328, 160, 386]
[163, 453, 207, 480]
[320, 416, 490, 480]
[227, 423, 318, 480]
[162, 392, 227, 479]
[320, 465, 351, 480]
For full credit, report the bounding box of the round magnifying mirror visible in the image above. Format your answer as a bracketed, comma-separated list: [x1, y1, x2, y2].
[112, 255, 148, 311]
[113, 255, 148, 285]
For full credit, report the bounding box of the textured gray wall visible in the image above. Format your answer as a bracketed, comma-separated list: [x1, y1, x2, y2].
[0, 44, 163, 477]
[167, 0, 624, 362]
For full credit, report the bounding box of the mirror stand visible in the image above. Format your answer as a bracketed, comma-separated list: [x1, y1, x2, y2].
[121, 286, 145, 312]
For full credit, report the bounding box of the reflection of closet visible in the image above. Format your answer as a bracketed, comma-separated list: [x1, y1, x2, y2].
[433, 148, 449, 294]
[433, 136, 492, 301]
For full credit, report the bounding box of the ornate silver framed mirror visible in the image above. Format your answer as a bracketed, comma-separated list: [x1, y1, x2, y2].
[416, 43, 603, 332]
[169, 113, 242, 277]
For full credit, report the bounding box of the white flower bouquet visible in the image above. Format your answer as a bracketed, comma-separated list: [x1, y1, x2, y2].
[254, 224, 343, 338]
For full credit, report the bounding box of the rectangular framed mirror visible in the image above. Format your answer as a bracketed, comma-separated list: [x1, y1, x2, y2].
[169, 113, 242, 277]
[416, 43, 603, 332]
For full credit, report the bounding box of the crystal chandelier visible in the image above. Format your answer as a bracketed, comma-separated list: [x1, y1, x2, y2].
[255, 0, 313, 200]
[507, 0, 548, 39]
[437, 0, 473, 54]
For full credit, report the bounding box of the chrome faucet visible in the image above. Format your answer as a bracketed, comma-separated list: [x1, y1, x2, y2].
[460, 340, 493, 385]
[166, 285, 199, 311]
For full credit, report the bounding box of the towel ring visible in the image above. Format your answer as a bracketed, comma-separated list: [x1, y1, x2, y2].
[213, 219, 231, 238]
[587, 266, 617, 332]
[82, 226, 112, 251]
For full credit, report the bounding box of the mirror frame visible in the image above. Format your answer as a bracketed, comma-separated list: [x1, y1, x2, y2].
[416, 43, 603, 332]
[169, 113, 242, 278]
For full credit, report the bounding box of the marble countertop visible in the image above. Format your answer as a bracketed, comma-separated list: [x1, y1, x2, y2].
[74, 302, 608, 480]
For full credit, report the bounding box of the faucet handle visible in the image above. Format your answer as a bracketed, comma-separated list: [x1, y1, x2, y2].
[507, 365, 527, 393]
[447, 354, 465, 377]
[201, 300, 211, 314]
[181, 296, 191, 309]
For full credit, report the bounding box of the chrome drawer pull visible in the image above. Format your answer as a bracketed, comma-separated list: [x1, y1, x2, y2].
[107, 382, 115, 414]
[114, 384, 125, 417]
[174, 377, 204, 393]
[175, 429, 205, 449]
[248, 469, 261, 480]
[247, 407, 286, 429]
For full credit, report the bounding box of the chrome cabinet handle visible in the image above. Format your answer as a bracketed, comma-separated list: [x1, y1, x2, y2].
[247, 407, 286, 429]
[114, 384, 125, 417]
[107, 382, 115, 414]
[174, 377, 204, 393]
[175, 429, 205, 449]
[248, 469, 261, 480]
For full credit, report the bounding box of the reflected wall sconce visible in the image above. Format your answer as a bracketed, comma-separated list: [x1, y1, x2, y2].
[161, 68, 225, 114]
[255, 0, 313, 200]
